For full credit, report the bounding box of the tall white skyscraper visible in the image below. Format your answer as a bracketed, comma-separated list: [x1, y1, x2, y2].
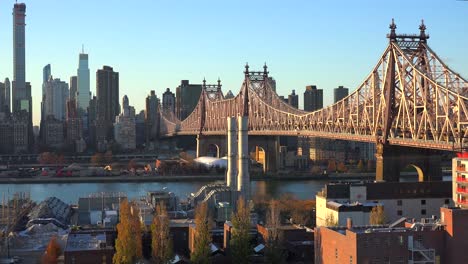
[77, 51, 90, 112]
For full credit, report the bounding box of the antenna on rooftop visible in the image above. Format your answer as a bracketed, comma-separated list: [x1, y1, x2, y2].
[82, 44, 84, 53]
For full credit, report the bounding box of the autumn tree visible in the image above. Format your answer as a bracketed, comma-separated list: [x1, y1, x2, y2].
[230, 198, 252, 264]
[265, 200, 286, 264]
[90, 153, 104, 165]
[369, 205, 386, 225]
[42, 236, 62, 264]
[337, 162, 348, 173]
[152, 202, 173, 264]
[327, 159, 337, 173]
[191, 202, 211, 264]
[113, 200, 142, 264]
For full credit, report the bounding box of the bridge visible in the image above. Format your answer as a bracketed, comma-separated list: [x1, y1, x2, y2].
[160, 20, 468, 181]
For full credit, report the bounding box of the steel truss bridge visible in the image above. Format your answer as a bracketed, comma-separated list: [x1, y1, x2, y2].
[160, 20, 468, 152]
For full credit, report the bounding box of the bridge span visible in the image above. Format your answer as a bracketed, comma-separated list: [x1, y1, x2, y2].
[160, 20, 467, 181]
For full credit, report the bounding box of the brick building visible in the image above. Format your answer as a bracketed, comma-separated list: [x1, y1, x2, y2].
[64, 230, 115, 264]
[315, 207, 468, 264]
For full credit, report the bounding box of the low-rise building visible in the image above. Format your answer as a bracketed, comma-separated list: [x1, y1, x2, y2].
[315, 207, 468, 264]
[316, 181, 452, 227]
[64, 230, 115, 264]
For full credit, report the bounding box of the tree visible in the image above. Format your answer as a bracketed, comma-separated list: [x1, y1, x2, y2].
[191, 202, 211, 264]
[113, 200, 142, 264]
[152, 202, 173, 264]
[42, 236, 62, 264]
[369, 205, 386, 225]
[265, 200, 286, 264]
[230, 198, 252, 264]
[337, 162, 348, 173]
[325, 213, 338, 227]
[90, 153, 104, 165]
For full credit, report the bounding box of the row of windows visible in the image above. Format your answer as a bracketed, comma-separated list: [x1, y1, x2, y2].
[396, 199, 450, 206]
[397, 209, 426, 216]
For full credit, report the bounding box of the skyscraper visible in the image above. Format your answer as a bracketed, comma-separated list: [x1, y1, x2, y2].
[0, 82, 5, 114]
[114, 95, 136, 150]
[43, 77, 69, 121]
[43, 64, 51, 84]
[303, 85, 323, 111]
[175, 80, 202, 120]
[77, 51, 90, 112]
[96, 66, 119, 123]
[95, 66, 119, 146]
[288, 89, 299, 108]
[162, 88, 175, 114]
[334, 85, 349, 103]
[146, 90, 159, 142]
[69, 76, 77, 101]
[4, 78, 10, 113]
[12, 3, 31, 115]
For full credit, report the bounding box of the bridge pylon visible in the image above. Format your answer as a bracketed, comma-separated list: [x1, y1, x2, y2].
[375, 143, 442, 182]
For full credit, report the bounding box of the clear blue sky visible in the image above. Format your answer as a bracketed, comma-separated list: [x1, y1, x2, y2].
[0, 0, 467, 126]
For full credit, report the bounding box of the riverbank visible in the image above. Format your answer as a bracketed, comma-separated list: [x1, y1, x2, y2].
[0, 172, 379, 184]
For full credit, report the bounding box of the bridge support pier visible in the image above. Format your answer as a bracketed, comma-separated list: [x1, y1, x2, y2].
[196, 135, 226, 158]
[249, 136, 279, 174]
[375, 143, 442, 182]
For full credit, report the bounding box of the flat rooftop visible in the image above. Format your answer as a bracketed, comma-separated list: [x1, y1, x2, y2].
[65, 233, 111, 252]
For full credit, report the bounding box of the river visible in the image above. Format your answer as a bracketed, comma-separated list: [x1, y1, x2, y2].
[0, 175, 451, 204]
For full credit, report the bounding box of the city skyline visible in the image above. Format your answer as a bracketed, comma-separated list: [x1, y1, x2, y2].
[0, 1, 467, 126]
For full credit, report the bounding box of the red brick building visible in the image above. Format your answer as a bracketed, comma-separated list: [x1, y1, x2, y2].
[315, 207, 468, 264]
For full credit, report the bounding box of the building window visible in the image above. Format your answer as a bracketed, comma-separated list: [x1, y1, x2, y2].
[335, 248, 338, 260]
[397, 200, 402, 206]
[350, 256, 353, 264]
[398, 235, 404, 246]
[421, 199, 426, 205]
[444, 199, 450, 204]
[397, 210, 403, 216]
[421, 209, 426, 215]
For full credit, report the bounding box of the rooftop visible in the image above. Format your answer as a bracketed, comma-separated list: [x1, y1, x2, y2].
[65, 233, 112, 252]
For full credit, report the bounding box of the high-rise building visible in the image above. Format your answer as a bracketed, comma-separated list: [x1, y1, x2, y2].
[4, 78, 10, 113]
[12, 3, 30, 114]
[43, 77, 69, 121]
[334, 85, 349, 103]
[0, 82, 5, 114]
[288, 89, 299, 108]
[70, 76, 77, 101]
[175, 80, 202, 120]
[12, 3, 32, 151]
[41, 115, 65, 149]
[96, 66, 119, 124]
[66, 99, 83, 148]
[114, 95, 136, 150]
[162, 88, 175, 114]
[77, 52, 90, 112]
[146, 90, 159, 142]
[96, 66, 119, 145]
[43, 64, 51, 84]
[303, 85, 323, 111]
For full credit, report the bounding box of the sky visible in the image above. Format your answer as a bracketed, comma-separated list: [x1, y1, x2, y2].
[0, 0, 467, 126]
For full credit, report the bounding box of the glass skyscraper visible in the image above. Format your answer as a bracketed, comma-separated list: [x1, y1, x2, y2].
[77, 52, 90, 112]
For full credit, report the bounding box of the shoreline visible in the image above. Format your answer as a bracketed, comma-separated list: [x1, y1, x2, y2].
[0, 172, 378, 184]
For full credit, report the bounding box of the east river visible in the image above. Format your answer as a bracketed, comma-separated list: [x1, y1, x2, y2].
[0, 175, 451, 203]
[0, 179, 329, 203]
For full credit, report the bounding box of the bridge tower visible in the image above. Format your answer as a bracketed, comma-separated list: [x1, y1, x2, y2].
[375, 20, 442, 182]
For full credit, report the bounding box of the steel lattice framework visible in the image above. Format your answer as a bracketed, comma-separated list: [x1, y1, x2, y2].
[160, 21, 468, 151]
